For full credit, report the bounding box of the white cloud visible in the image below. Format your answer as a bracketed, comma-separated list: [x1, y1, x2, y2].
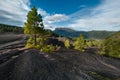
[41, 13, 69, 30]
[43, 22, 56, 31]
[42, 14, 69, 30]
[0, 0, 30, 26]
[44, 14, 69, 24]
[68, 0, 120, 31]
[38, 8, 49, 16]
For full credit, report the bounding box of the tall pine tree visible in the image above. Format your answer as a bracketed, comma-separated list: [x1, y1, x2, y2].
[24, 6, 44, 45]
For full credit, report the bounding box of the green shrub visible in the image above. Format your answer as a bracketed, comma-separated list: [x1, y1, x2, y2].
[85, 40, 101, 48]
[25, 36, 56, 53]
[104, 38, 120, 58]
[64, 39, 71, 48]
[97, 40, 106, 55]
[25, 36, 34, 48]
[85, 40, 93, 48]
[40, 44, 55, 53]
[73, 34, 85, 52]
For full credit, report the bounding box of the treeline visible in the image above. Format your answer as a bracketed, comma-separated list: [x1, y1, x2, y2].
[0, 24, 23, 33]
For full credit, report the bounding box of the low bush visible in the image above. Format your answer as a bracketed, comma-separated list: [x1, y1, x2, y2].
[73, 34, 85, 52]
[64, 39, 71, 48]
[25, 36, 35, 48]
[25, 37, 57, 53]
[40, 44, 55, 53]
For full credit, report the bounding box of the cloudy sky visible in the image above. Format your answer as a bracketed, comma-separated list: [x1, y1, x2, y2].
[0, 0, 120, 31]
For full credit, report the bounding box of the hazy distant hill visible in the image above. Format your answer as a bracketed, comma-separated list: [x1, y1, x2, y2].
[0, 24, 23, 33]
[54, 28, 115, 39]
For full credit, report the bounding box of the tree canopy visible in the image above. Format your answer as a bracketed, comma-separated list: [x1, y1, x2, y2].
[24, 6, 44, 34]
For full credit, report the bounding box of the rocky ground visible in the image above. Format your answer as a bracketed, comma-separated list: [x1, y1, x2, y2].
[0, 35, 120, 80]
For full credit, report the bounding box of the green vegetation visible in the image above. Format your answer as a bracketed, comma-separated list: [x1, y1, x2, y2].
[40, 44, 56, 53]
[0, 24, 23, 33]
[25, 36, 45, 49]
[24, 7, 57, 53]
[85, 40, 93, 48]
[73, 34, 85, 52]
[72, 31, 120, 58]
[103, 32, 120, 58]
[96, 31, 120, 58]
[97, 40, 106, 55]
[64, 39, 71, 48]
[88, 31, 115, 39]
[85, 40, 99, 48]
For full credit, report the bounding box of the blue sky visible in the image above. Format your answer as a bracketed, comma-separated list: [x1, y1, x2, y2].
[0, 0, 120, 31]
[30, 0, 101, 14]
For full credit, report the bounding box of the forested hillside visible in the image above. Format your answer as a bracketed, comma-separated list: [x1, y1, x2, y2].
[103, 31, 120, 58]
[0, 24, 23, 33]
[54, 28, 115, 39]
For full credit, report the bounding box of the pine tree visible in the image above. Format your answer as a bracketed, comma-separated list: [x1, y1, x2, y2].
[24, 6, 44, 45]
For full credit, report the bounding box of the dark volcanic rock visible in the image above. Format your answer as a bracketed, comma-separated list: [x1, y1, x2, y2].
[46, 37, 65, 47]
[0, 48, 120, 80]
[0, 49, 94, 80]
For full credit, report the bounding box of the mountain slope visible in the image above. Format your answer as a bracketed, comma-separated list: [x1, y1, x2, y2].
[54, 28, 115, 39]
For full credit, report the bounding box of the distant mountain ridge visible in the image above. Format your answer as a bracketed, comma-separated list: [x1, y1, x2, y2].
[54, 28, 116, 39]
